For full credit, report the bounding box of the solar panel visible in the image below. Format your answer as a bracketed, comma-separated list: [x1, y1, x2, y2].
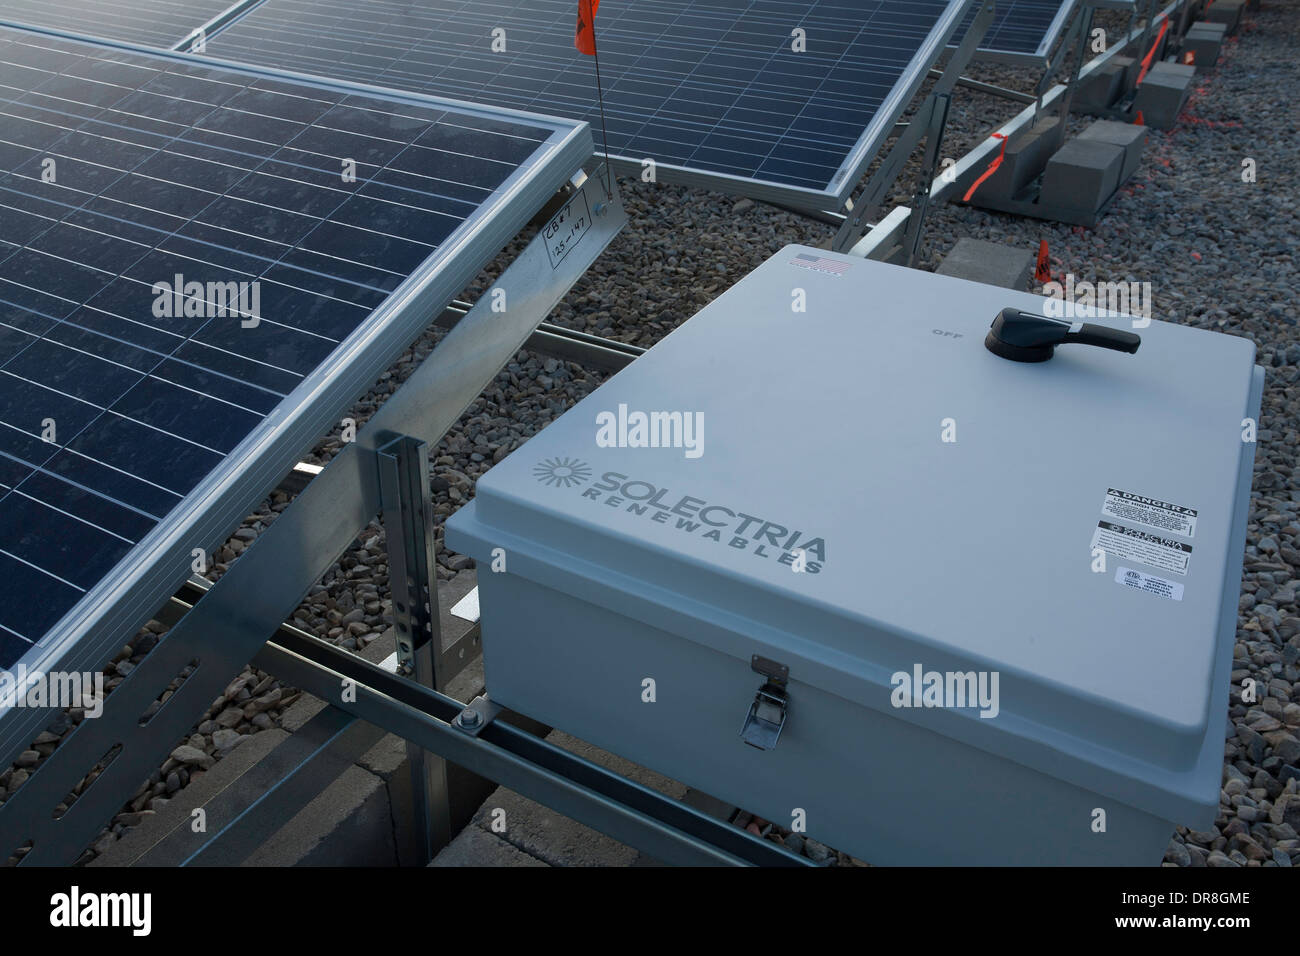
[0, 0, 243, 50]
[0, 24, 589, 674]
[955, 0, 1077, 64]
[954, 1, 1139, 66]
[202, 0, 974, 208]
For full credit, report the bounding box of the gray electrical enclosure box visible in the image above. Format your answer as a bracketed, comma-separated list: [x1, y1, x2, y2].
[446, 246, 1264, 865]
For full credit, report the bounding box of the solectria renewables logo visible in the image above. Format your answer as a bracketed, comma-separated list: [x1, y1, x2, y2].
[49, 887, 151, 936]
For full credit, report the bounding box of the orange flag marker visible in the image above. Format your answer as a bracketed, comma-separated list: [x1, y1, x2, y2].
[574, 0, 612, 198]
[1034, 240, 1052, 284]
[575, 0, 600, 56]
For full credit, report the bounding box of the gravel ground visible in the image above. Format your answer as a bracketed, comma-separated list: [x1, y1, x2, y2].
[2, 4, 1296, 866]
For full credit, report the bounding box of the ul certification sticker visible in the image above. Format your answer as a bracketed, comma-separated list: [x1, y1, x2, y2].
[1092, 521, 1192, 576]
[1115, 566, 1184, 601]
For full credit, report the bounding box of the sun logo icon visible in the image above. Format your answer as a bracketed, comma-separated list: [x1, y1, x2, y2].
[533, 457, 592, 488]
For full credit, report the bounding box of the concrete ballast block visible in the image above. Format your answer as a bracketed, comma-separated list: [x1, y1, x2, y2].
[1076, 119, 1147, 185]
[1039, 139, 1125, 218]
[936, 238, 1036, 291]
[1133, 62, 1195, 130]
[1074, 60, 1125, 113]
[1118, 54, 1143, 90]
[242, 764, 397, 867]
[1203, 0, 1244, 34]
[1188, 20, 1229, 38]
[1183, 21, 1226, 72]
[1072, 55, 1138, 114]
[431, 826, 550, 867]
[972, 117, 1064, 203]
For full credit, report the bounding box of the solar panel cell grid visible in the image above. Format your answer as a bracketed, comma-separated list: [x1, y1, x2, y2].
[0, 26, 561, 668]
[949, 0, 1081, 62]
[205, 0, 967, 203]
[1, 0, 239, 49]
[971, 0, 1070, 54]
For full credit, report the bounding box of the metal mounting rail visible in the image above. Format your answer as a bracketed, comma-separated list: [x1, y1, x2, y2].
[435, 299, 645, 372]
[927, 68, 1037, 105]
[251, 628, 813, 867]
[127, 577, 809, 867]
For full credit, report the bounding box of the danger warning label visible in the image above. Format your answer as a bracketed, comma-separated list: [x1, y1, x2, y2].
[1101, 488, 1197, 538]
[1092, 520, 1193, 576]
[1115, 566, 1184, 601]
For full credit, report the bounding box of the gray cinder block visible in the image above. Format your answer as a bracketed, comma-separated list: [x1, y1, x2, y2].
[1077, 119, 1147, 184]
[430, 826, 550, 867]
[1183, 21, 1226, 71]
[1073, 55, 1134, 113]
[1203, 0, 1244, 34]
[1039, 138, 1125, 219]
[1133, 62, 1195, 129]
[974, 117, 1064, 202]
[1117, 54, 1143, 90]
[935, 238, 1036, 291]
[243, 764, 398, 867]
[1157, 61, 1199, 81]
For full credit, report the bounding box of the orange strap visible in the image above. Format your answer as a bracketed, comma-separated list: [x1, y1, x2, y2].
[1136, 20, 1170, 86]
[962, 133, 1008, 202]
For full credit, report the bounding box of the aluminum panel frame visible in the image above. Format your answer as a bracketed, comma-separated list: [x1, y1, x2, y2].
[0, 28, 593, 769]
[173, 0, 273, 51]
[949, 2, 1137, 69]
[514, 0, 981, 212]
[195, 0, 979, 212]
[0, 178, 625, 865]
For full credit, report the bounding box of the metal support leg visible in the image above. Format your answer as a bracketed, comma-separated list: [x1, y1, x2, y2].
[1136, 0, 1161, 64]
[902, 93, 950, 267]
[377, 435, 452, 861]
[1032, 1, 1093, 125]
[1058, 5, 1096, 122]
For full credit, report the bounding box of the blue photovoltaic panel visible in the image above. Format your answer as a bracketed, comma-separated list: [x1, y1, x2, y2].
[0, 25, 572, 670]
[955, 0, 1076, 64]
[205, 0, 971, 206]
[1, 0, 242, 49]
[956, 1, 1141, 66]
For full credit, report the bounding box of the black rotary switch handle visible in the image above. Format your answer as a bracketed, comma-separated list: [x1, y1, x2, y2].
[984, 308, 1141, 363]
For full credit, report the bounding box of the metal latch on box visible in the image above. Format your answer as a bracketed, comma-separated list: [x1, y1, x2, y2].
[741, 655, 789, 751]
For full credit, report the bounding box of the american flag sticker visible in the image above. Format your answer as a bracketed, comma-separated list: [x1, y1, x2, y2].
[790, 252, 850, 276]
